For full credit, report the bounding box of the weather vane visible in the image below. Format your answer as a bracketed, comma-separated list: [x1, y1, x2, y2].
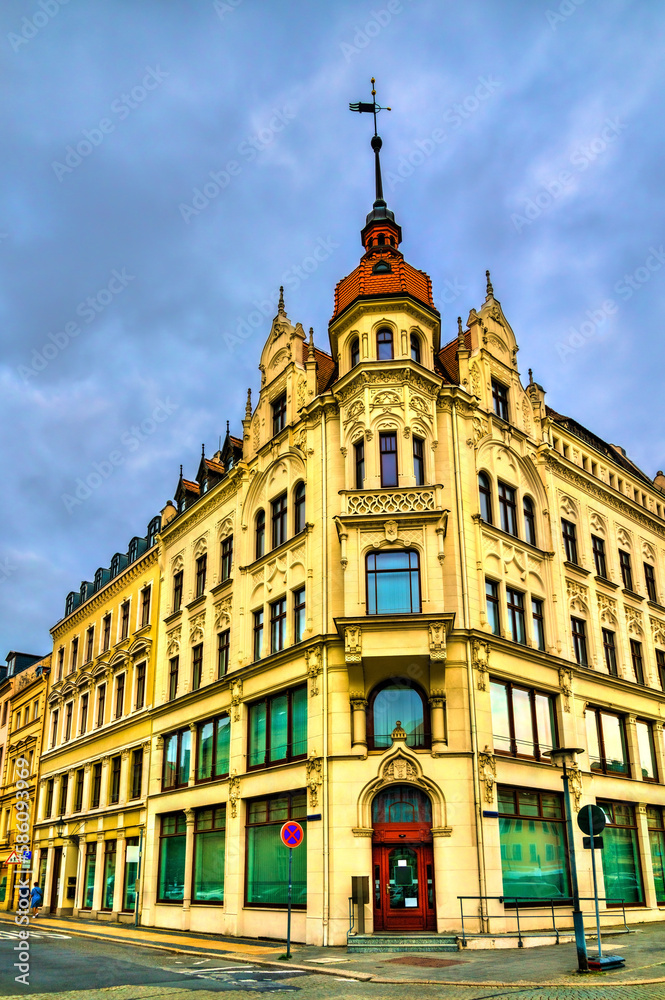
[349, 77, 392, 206]
[349, 76, 391, 137]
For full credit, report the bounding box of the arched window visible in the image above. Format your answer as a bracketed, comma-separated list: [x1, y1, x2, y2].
[367, 681, 430, 749]
[255, 510, 265, 560]
[350, 336, 360, 368]
[410, 333, 421, 364]
[478, 472, 493, 524]
[377, 328, 393, 361]
[294, 482, 306, 533]
[523, 496, 536, 546]
[366, 550, 421, 615]
[372, 786, 432, 823]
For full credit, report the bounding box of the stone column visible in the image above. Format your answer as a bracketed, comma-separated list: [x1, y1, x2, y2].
[91, 834, 105, 912]
[42, 844, 54, 910]
[636, 803, 658, 909]
[182, 808, 195, 917]
[149, 736, 164, 796]
[350, 698, 367, 748]
[119, 750, 130, 806]
[429, 696, 446, 751]
[188, 724, 197, 786]
[113, 831, 126, 915]
[625, 716, 640, 778]
[36, 780, 48, 823]
[82, 764, 92, 812]
[99, 757, 111, 809]
[65, 770, 76, 815]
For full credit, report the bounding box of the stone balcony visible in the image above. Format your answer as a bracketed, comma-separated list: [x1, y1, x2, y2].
[339, 485, 445, 518]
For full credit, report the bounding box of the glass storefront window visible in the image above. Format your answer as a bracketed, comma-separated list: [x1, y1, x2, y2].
[497, 786, 570, 903]
[586, 710, 628, 775]
[369, 681, 429, 749]
[246, 792, 306, 908]
[247, 687, 307, 768]
[196, 715, 230, 781]
[82, 842, 96, 908]
[102, 841, 116, 910]
[490, 681, 557, 760]
[647, 807, 665, 905]
[122, 836, 139, 912]
[372, 787, 432, 824]
[193, 805, 226, 904]
[158, 812, 187, 902]
[599, 801, 644, 906]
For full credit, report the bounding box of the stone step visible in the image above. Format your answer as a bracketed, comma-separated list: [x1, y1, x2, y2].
[347, 933, 458, 953]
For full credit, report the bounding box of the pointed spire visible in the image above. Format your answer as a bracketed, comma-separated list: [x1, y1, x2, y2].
[245, 388, 252, 420]
[278, 285, 285, 315]
[457, 316, 466, 350]
[201, 443, 205, 458]
[226, 419, 230, 435]
[528, 368, 534, 387]
[308, 327, 315, 362]
[350, 78, 401, 248]
[179, 464, 183, 478]
[485, 269, 494, 299]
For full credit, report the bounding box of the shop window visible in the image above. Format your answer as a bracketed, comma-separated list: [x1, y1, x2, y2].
[367, 680, 430, 750]
[367, 550, 420, 615]
[245, 792, 307, 908]
[490, 680, 556, 760]
[196, 714, 230, 782]
[162, 728, 191, 790]
[82, 842, 97, 909]
[122, 836, 140, 912]
[158, 812, 187, 902]
[647, 807, 665, 905]
[248, 686, 307, 769]
[586, 709, 628, 776]
[598, 801, 644, 905]
[102, 840, 116, 910]
[497, 787, 570, 903]
[193, 805, 226, 904]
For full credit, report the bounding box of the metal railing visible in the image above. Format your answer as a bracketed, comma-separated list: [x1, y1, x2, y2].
[458, 895, 629, 948]
[348, 896, 356, 937]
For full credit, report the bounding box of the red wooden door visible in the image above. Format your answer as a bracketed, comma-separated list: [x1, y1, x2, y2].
[372, 842, 435, 931]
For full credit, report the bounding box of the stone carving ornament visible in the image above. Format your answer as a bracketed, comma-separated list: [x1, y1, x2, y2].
[472, 639, 490, 690]
[478, 747, 496, 803]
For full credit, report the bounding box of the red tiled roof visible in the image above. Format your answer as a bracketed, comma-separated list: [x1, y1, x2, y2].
[436, 331, 470, 384]
[298, 341, 337, 394]
[331, 247, 436, 323]
[182, 478, 200, 494]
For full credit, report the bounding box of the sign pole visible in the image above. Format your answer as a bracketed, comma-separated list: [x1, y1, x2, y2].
[286, 845, 293, 960]
[134, 827, 143, 928]
[279, 819, 303, 961]
[588, 805, 603, 961]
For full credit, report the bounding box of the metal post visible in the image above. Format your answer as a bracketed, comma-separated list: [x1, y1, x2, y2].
[134, 827, 143, 928]
[562, 762, 588, 972]
[587, 805, 603, 960]
[286, 846, 293, 960]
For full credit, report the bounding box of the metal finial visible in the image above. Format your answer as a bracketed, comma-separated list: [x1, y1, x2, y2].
[278, 286, 285, 313]
[528, 368, 534, 386]
[350, 78, 392, 206]
[179, 464, 183, 477]
[245, 387, 252, 419]
[201, 442, 205, 457]
[226, 419, 230, 434]
[486, 269, 494, 297]
[308, 327, 315, 362]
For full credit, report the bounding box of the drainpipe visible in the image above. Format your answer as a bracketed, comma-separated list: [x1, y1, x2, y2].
[451, 398, 488, 932]
[321, 403, 330, 947]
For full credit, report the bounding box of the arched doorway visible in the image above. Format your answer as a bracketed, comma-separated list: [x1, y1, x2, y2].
[371, 786, 436, 932]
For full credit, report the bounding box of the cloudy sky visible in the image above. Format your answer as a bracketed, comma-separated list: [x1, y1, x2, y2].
[2, 0, 664, 656]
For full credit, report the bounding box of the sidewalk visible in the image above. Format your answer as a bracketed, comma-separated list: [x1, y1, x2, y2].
[3, 911, 665, 988]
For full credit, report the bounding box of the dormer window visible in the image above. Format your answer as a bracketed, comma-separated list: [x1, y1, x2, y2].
[128, 538, 139, 563]
[372, 260, 392, 274]
[377, 328, 393, 361]
[350, 337, 360, 369]
[147, 516, 160, 548]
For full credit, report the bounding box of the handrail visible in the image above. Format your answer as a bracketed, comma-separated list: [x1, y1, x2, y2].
[347, 895, 355, 938]
[458, 894, 629, 947]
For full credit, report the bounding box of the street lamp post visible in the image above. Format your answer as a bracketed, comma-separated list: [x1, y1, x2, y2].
[547, 747, 588, 974]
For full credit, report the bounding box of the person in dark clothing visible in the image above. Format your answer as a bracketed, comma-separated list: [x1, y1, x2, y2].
[30, 882, 43, 917]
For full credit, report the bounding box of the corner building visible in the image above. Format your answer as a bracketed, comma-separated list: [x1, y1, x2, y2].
[141, 186, 665, 946]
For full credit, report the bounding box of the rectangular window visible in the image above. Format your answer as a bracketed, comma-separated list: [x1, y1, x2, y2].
[195, 555, 207, 598]
[120, 601, 130, 640]
[140, 586, 151, 627]
[85, 627, 94, 663]
[168, 656, 179, 701]
[50, 709, 59, 747]
[636, 720, 657, 781]
[194, 805, 226, 904]
[645, 563, 658, 603]
[367, 550, 421, 614]
[602, 629, 618, 676]
[102, 614, 111, 652]
[173, 571, 183, 612]
[271, 494, 288, 548]
[498, 482, 518, 536]
[45, 778, 54, 818]
[74, 768, 84, 812]
[619, 549, 633, 591]
[64, 701, 73, 742]
[657, 649, 665, 691]
[217, 630, 230, 678]
[592, 535, 607, 578]
[413, 436, 425, 486]
[294, 587, 306, 644]
[196, 714, 230, 782]
[270, 597, 286, 654]
[192, 643, 203, 691]
[130, 748, 143, 799]
[354, 440, 365, 489]
[221, 536, 233, 582]
[102, 840, 116, 910]
[272, 392, 287, 436]
[630, 639, 644, 685]
[158, 812, 187, 902]
[82, 842, 97, 908]
[162, 728, 191, 790]
[115, 674, 125, 718]
[586, 709, 628, 776]
[135, 661, 146, 709]
[91, 762, 102, 808]
[647, 807, 665, 904]
[110, 755, 121, 804]
[379, 432, 398, 488]
[71, 637, 79, 673]
[491, 379, 509, 421]
[562, 520, 578, 564]
[531, 598, 545, 651]
[59, 774, 68, 815]
[246, 791, 307, 907]
[253, 610, 263, 662]
[598, 801, 644, 905]
[122, 835, 139, 911]
[96, 684, 106, 728]
[490, 680, 557, 759]
[57, 647, 64, 680]
[506, 588, 526, 645]
[248, 686, 307, 769]
[571, 617, 587, 665]
[486, 579, 500, 635]
[497, 787, 570, 903]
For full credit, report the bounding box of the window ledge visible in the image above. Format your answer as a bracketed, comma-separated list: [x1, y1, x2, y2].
[595, 575, 619, 590]
[186, 595, 206, 612]
[648, 600, 665, 613]
[163, 609, 182, 626]
[240, 528, 308, 574]
[564, 561, 591, 576]
[622, 589, 645, 602]
[210, 578, 233, 597]
[477, 519, 553, 558]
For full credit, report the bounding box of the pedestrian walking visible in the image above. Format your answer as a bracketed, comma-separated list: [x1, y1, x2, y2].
[30, 882, 43, 918]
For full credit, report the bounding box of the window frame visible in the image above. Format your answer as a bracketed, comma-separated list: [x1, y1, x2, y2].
[379, 431, 398, 488]
[635, 719, 658, 782]
[498, 481, 518, 536]
[162, 728, 192, 791]
[253, 610, 264, 662]
[255, 510, 266, 560]
[130, 748, 143, 799]
[645, 563, 658, 603]
[272, 393, 287, 436]
[221, 536, 233, 582]
[195, 554, 207, 598]
[91, 762, 102, 808]
[270, 597, 287, 654]
[506, 587, 527, 645]
[497, 785, 571, 907]
[377, 328, 394, 361]
[271, 493, 288, 548]
[195, 714, 230, 784]
[366, 679, 431, 750]
[96, 684, 106, 728]
[354, 439, 365, 489]
[486, 578, 500, 635]
[217, 629, 230, 678]
[120, 601, 130, 640]
[192, 643, 204, 691]
[602, 629, 618, 676]
[140, 586, 151, 627]
[173, 571, 183, 613]
[115, 673, 125, 719]
[157, 811, 187, 903]
[247, 685, 307, 770]
[192, 804, 227, 905]
[294, 483, 306, 534]
[350, 336, 360, 368]
[79, 693, 88, 735]
[478, 472, 493, 523]
[85, 626, 95, 664]
[523, 496, 536, 546]
[491, 379, 509, 421]
[592, 535, 607, 578]
[293, 587, 306, 644]
[366, 549, 421, 615]
[168, 656, 179, 701]
[490, 680, 558, 761]
[244, 791, 307, 909]
[619, 549, 633, 591]
[412, 436, 425, 486]
[562, 519, 578, 564]
[135, 661, 146, 709]
[109, 755, 121, 804]
[531, 598, 545, 651]
[410, 332, 421, 364]
[571, 616, 588, 665]
[587, 708, 630, 776]
[630, 638, 645, 685]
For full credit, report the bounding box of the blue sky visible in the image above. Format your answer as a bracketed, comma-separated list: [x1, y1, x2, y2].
[1, 0, 664, 655]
